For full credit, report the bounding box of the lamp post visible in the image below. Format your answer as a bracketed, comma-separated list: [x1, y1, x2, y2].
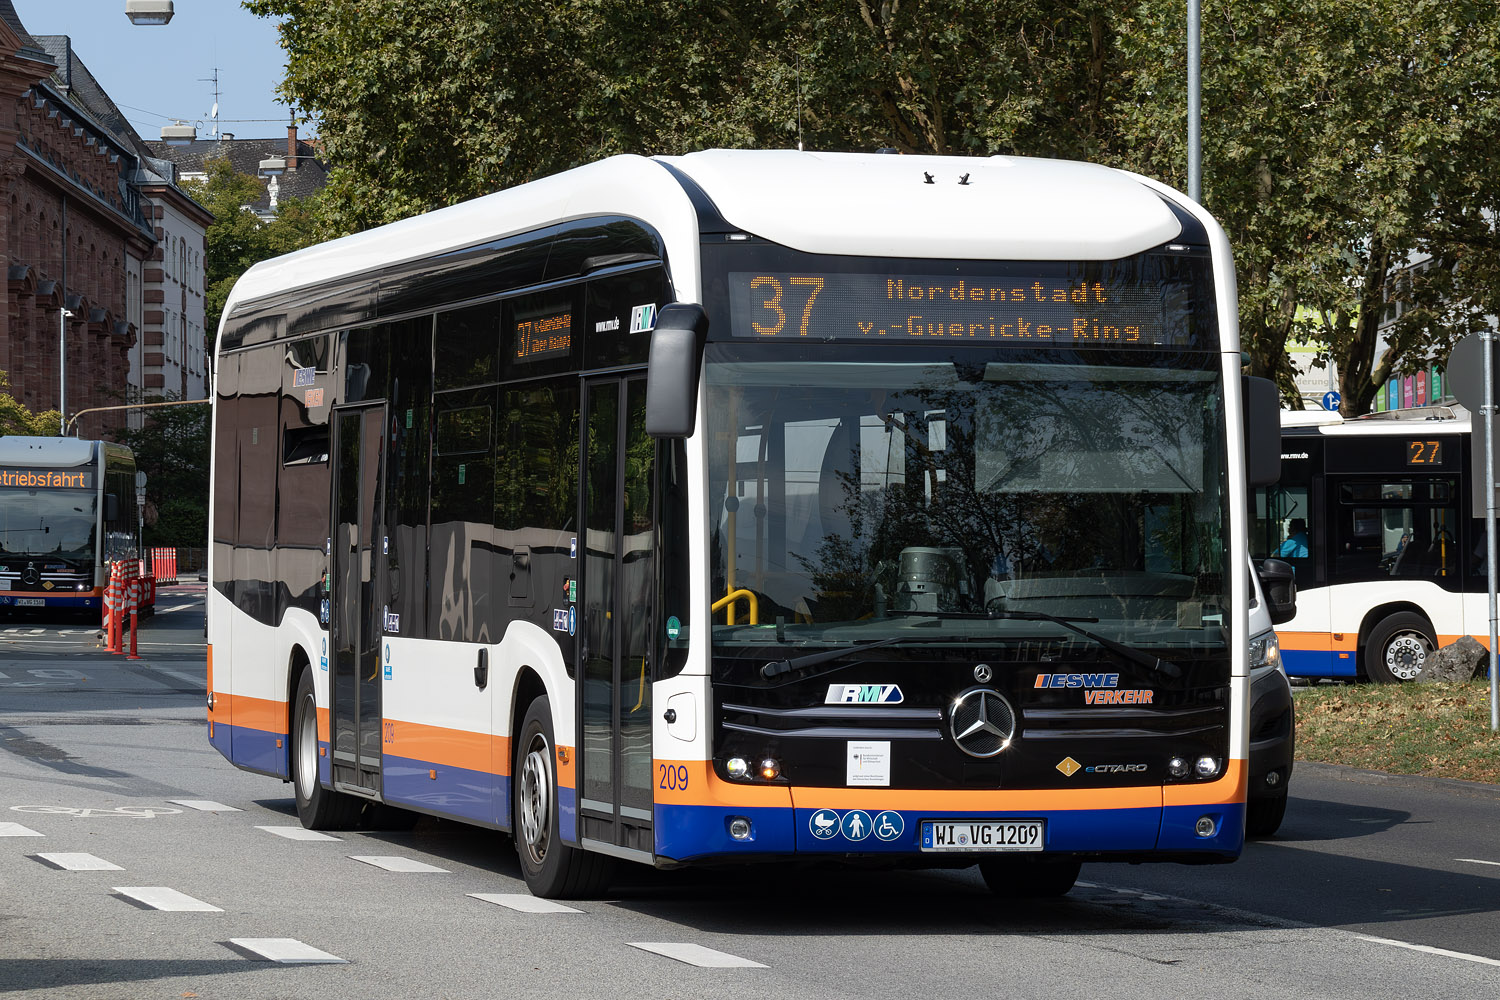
[125, 1, 174, 25]
[59, 308, 72, 434]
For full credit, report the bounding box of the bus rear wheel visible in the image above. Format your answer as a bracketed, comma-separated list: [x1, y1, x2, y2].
[292, 669, 362, 830]
[514, 696, 613, 899]
[978, 858, 1081, 898]
[1364, 612, 1435, 683]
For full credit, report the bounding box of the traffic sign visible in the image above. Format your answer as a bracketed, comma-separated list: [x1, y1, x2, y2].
[1321, 391, 1341, 412]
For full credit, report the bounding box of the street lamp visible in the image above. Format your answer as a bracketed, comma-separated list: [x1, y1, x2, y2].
[59, 308, 72, 435]
[125, 1, 174, 25]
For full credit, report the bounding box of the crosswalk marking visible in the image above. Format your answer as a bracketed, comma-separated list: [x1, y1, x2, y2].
[0, 822, 44, 837]
[258, 826, 341, 841]
[35, 852, 123, 871]
[228, 938, 348, 964]
[113, 886, 222, 911]
[169, 800, 240, 812]
[469, 893, 581, 913]
[628, 943, 767, 968]
[349, 855, 449, 873]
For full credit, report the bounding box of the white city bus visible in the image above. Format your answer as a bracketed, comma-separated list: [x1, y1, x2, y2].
[208, 150, 1281, 898]
[0, 436, 140, 616]
[1255, 406, 1482, 681]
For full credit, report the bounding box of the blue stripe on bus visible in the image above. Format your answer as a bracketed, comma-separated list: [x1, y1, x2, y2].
[654, 803, 1233, 862]
[382, 755, 500, 826]
[1281, 647, 1358, 678]
[0, 595, 101, 608]
[215, 721, 289, 778]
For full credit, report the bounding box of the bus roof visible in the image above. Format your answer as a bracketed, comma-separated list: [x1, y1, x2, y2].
[222, 150, 1194, 323]
[1282, 407, 1471, 435]
[0, 436, 98, 467]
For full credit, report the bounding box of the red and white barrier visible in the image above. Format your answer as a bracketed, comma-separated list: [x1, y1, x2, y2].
[151, 547, 178, 585]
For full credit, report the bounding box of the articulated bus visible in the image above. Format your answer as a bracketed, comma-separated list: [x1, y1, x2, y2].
[208, 150, 1280, 899]
[1254, 406, 1487, 682]
[0, 436, 140, 615]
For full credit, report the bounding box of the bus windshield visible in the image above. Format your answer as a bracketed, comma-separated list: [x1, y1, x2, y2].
[705, 347, 1228, 662]
[0, 489, 97, 559]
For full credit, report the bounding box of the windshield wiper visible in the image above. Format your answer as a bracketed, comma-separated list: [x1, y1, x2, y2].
[986, 609, 1183, 679]
[761, 630, 936, 680]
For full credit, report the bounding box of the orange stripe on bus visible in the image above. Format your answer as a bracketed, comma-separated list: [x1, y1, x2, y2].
[652, 760, 794, 808]
[221, 693, 287, 734]
[1276, 631, 1333, 652]
[1162, 758, 1246, 807]
[206, 645, 214, 724]
[556, 745, 576, 790]
[383, 719, 508, 776]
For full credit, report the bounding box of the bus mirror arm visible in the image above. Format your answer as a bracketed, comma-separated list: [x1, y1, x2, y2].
[644, 303, 710, 439]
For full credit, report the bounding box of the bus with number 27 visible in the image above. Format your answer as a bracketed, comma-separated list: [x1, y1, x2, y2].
[207, 150, 1281, 899]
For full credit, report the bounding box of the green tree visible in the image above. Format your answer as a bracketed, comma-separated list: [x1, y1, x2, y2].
[116, 400, 210, 548]
[0, 370, 59, 436]
[182, 156, 324, 346]
[250, 1, 1500, 411]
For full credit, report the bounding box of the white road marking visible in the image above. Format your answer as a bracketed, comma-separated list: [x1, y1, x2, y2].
[158, 603, 198, 614]
[1457, 858, 1500, 867]
[0, 822, 44, 837]
[114, 886, 222, 911]
[1357, 934, 1500, 968]
[627, 943, 767, 968]
[169, 800, 240, 812]
[469, 892, 581, 913]
[228, 938, 348, 964]
[155, 667, 205, 687]
[258, 826, 341, 841]
[349, 855, 449, 873]
[0, 670, 8, 678]
[35, 852, 123, 871]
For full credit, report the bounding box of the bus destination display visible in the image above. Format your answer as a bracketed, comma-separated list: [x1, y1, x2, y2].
[513, 303, 573, 364]
[729, 272, 1190, 347]
[0, 468, 93, 489]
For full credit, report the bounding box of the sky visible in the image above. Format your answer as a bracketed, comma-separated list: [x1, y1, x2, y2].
[10, 0, 303, 143]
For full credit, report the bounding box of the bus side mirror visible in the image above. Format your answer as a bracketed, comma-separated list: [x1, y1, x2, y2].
[104, 493, 120, 522]
[1257, 557, 1297, 625]
[644, 303, 710, 439]
[1243, 375, 1281, 488]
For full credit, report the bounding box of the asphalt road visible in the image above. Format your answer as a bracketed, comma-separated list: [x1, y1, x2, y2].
[2, 588, 1498, 998]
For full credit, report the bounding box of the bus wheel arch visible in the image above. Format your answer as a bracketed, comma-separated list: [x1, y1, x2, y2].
[1361, 608, 1436, 683]
[513, 693, 613, 898]
[290, 662, 362, 829]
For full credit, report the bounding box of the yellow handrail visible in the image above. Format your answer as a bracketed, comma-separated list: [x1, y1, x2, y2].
[711, 588, 759, 626]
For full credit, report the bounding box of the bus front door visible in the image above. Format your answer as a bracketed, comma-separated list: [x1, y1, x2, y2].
[330, 405, 386, 796]
[578, 376, 656, 859]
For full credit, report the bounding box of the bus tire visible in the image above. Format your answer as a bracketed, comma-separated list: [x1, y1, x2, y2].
[514, 696, 613, 899]
[1364, 612, 1434, 683]
[1246, 791, 1288, 837]
[978, 857, 1081, 898]
[292, 669, 362, 830]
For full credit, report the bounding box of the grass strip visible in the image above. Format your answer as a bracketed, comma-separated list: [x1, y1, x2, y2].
[1294, 679, 1500, 784]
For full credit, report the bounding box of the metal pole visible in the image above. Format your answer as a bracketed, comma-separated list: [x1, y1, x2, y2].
[1187, 0, 1201, 202]
[1485, 327, 1499, 730]
[59, 195, 67, 434]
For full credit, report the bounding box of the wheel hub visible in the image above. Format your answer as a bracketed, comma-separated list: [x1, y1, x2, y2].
[519, 739, 551, 865]
[1386, 633, 1429, 681]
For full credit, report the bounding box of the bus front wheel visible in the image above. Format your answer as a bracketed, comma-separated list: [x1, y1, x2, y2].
[1364, 613, 1435, 683]
[292, 669, 362, 829]
[514, 696, 613, 899]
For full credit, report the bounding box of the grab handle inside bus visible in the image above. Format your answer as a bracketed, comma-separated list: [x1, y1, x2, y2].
[644, 303, 710, 438]
[1242, 375, 1281, 488]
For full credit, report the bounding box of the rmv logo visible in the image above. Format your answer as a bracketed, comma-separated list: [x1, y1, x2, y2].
[825, 684, 904, 705]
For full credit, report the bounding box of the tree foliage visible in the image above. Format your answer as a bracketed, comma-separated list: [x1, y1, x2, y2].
[0, 370, 59, 436]
[249, 0, 1500, 411]
[116, 401, 210, 548]
[181, 156, 324, 345]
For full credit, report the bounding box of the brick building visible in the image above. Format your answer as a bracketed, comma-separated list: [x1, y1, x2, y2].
[0, 2, 208, 440]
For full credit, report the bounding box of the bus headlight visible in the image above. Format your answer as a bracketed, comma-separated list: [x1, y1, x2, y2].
[1249, 632, 1282, 671]
[1167, 757, 1190, 779]
[726, 757, 749, 780]
[1194, 756, 1222, 779]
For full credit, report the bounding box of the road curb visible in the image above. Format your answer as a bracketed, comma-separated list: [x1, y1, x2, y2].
[1294, 759, 1500, 801]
